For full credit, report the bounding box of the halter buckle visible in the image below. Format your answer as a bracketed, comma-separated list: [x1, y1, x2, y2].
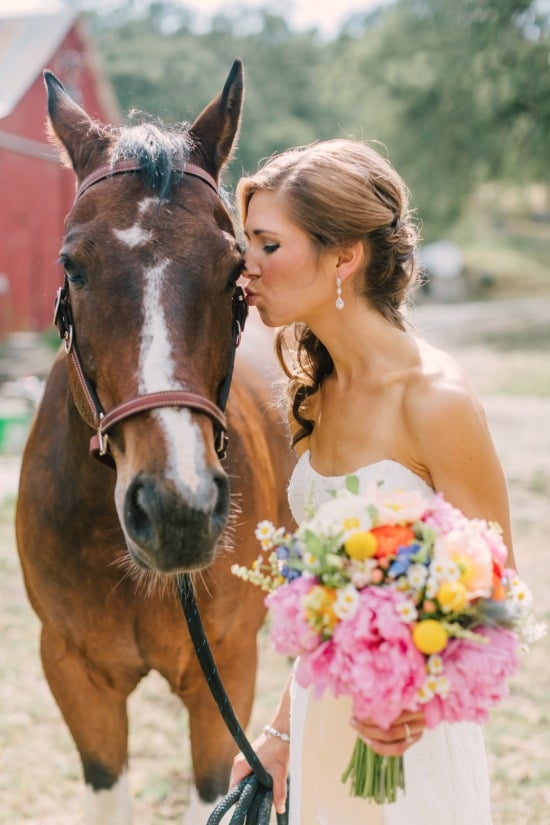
[215, 429, 228, 461]
[97, 415, 109, 456]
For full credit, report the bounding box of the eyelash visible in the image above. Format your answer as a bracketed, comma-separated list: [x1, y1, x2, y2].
[263, 243, 280, 254]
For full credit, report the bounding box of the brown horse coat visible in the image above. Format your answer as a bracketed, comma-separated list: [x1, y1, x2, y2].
[16, 61, 293, 823]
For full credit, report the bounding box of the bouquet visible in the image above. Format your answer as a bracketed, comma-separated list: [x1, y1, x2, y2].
[232, 476, 544, 804]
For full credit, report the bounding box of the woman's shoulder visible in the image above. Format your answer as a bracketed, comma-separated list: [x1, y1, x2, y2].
[403, 338, 485, 429]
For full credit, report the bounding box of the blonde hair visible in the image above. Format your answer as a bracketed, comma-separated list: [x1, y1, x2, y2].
[237, 139, 420, 445]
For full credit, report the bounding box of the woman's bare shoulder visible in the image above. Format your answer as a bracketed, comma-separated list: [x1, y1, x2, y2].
[405, 338, 482, 414]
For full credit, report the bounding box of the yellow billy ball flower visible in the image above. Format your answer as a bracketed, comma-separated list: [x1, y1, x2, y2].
[344, 531, 377, 560]
[412, 619, 449, 654]
[437, 580, 468, 612]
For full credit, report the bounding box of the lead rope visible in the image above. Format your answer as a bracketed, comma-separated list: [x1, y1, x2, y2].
[177, 575, 289, 824]
[177, 284, 289, 823]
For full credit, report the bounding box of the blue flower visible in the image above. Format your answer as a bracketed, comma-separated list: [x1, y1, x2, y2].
[388, 543, 422, 578]
[281, 564, 301, 581]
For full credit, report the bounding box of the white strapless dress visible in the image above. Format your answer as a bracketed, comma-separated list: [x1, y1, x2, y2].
[286, 452, 493, 825]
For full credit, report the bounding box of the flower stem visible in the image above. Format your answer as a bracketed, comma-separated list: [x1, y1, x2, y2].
[341, 738, 405, 803]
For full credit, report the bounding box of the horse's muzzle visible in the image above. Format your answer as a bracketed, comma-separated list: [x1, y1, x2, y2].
[121, 470, 229, 572]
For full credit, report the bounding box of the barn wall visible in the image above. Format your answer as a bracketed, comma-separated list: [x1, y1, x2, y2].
[0, 22, 118, 338]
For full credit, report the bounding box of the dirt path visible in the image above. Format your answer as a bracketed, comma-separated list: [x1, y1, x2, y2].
[1, 297, 549, 823]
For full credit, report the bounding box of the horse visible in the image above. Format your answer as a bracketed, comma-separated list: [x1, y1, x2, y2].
[15, 61, 293, 823]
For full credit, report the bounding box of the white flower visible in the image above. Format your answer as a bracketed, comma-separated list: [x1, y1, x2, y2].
[396, 599, 418, 624]
[434, 675, 450, 698]
[333, 585, 360, 620]
[417, 683, 435, 703]
[427, 654, 444, 675]
[303, 552, 319, 569]
[425, 576, 439, 599]
[326, 553, 344, 569]
[507, 576, 533, 609]
[365, 483, 430, 525]
[304, 494, 373, 540]
[406, 563, 429, 590]
[430, 556, 460, 583]
[350, 559, 378, 589]
[255, 520, 276, 544]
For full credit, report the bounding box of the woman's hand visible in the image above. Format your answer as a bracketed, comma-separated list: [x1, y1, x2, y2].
[351, 709, 426, 757]
[229, 729, 290, 815]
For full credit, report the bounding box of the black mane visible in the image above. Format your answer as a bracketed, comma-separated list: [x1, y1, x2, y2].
[111, 121, 192, 199]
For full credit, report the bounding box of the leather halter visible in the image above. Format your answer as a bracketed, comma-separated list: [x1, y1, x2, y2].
[75, 157, 219, 201]
[53, 158, 247, 466]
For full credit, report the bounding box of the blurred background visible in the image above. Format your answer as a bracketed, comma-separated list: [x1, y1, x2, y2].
[0, 1, 548, 822]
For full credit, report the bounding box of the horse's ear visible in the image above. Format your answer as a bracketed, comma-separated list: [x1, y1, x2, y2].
[44, 70, 111, 179]
[188, 59, 244, 179]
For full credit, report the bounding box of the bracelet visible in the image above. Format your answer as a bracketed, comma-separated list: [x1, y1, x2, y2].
[263, 724, 290, 743]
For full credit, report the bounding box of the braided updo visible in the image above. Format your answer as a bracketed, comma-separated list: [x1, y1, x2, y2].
[237, 139, 420, 446]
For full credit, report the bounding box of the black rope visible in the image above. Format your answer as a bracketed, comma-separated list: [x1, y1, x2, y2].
[177, 574, 289, 825]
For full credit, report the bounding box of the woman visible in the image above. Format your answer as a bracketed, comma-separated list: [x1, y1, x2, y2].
[229, 139, 515, 823]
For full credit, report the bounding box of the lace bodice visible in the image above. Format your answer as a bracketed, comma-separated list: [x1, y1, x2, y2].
[288, 450, 434, 523]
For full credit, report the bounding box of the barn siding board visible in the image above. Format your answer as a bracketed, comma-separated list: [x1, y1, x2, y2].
[0, 12, 119, 339]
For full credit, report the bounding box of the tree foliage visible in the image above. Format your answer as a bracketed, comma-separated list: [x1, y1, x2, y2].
[80, 0, 548, 237]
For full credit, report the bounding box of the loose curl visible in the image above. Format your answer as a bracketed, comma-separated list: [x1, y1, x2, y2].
[237, 139, 420, 447]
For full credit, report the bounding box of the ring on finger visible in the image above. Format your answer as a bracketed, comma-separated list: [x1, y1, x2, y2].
[403, 722, 413, 744]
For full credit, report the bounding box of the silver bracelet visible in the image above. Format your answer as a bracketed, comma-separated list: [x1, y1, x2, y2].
[263, 724, 290, 743]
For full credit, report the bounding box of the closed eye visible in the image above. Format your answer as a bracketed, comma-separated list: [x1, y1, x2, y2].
[226, 258, 245, 290]
[58, 254, 87, 287]
[263, 243, 280, 254]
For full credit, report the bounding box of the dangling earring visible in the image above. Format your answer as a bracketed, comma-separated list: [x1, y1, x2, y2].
[335, 275, 344, 310]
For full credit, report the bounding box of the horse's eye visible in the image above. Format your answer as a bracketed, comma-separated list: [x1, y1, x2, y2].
[226, 260, 245, 291]
[58, 255, 87, 287]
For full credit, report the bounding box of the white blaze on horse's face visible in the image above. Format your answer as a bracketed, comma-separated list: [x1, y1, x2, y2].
[109, 198, 207, 498]
[139, 256, 206, 496]
[113, 197, 158, 248]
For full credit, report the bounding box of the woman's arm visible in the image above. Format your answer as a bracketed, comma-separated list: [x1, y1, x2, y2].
[406, 372, 516, 568]
[229, 673, 292, 815]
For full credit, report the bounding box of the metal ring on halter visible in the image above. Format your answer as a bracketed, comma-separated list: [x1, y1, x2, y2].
[404, 722, 413, 744]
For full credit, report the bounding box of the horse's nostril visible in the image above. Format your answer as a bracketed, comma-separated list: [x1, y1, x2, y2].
[122, 472, 230, 570]
[212, 472, 230, 531]
[125, 478, 155, 546]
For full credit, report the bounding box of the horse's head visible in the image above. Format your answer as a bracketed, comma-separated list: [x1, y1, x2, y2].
[45, 62, 247, 573]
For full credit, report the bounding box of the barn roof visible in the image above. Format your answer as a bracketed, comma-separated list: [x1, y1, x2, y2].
[0, 10, 78, 119]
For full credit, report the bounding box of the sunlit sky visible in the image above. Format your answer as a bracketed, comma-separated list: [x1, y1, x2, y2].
[0, 0, 385, 38]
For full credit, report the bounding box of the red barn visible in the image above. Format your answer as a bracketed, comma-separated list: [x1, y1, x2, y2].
[0, 10, 119, 338]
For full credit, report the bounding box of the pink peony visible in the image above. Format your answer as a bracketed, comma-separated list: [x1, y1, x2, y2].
[296, 587, 426, 729]
[266, 576, 320, 657]
[423, 627, 520, 728]
[424, 494, 468, 533]
[295, 638, 337, 698]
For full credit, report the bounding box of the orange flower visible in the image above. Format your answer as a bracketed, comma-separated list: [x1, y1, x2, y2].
[491, 576, 506, 601]
[370, 525, 415, 558]
[491, 560, 506, 600]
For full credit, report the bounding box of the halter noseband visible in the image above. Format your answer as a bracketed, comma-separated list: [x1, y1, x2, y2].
[54, 158, 247, 466]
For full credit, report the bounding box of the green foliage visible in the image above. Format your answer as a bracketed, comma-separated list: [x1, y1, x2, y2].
[80, 0, 548, 237]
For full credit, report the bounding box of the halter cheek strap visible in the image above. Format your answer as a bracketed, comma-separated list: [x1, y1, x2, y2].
[54, 158, 246, 466]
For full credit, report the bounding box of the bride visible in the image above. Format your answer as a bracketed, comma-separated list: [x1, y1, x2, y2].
[229, 138, 516, 823]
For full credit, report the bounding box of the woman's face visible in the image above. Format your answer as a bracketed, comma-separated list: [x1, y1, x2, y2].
[242, 190, 337, 328]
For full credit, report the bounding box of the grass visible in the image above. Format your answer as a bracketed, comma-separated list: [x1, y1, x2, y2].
[447, 186, 550, 298]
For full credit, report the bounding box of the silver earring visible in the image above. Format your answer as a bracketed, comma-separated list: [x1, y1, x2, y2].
[335, 276, 344, 310]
